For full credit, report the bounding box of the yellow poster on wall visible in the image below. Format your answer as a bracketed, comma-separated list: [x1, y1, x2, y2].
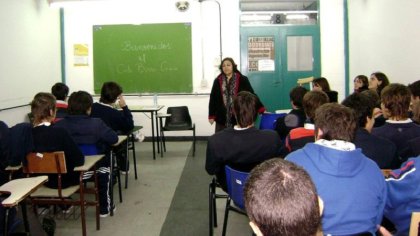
[74, 44, 89, 66]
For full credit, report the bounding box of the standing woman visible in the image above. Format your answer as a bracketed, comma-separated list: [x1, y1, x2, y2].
[208, 57, 265, 132]
[369, 72, 390, 97]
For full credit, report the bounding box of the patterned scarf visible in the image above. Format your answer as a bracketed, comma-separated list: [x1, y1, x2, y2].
[221, 73, 237, 127]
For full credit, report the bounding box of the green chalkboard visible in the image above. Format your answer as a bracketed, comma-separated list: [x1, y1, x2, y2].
[93, 23, 192, 94]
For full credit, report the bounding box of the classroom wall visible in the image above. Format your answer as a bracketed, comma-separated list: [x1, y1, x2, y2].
[1, 0, 419, 138]
[348, 0, 420, 90]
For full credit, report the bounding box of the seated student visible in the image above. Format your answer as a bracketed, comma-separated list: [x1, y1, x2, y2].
[408, 80, 420, 118]
[369, 71, 390, 98]
[285, 90, 329, 153]
[286, 103, 386, 235]
[372, 83, 420, 162]
[384, 156, 420, 236]
[90, 81, 134, 173]
[244, 158, 323, 236]
[342, 93, 399, 169]
[30, 92, 84, 189]
[51, 82, 69, 122]
[361, 89, 387, 127]
[353, 75, 369, 93]
[54, 91, 118, 217]
[0, 121, 9, 183]
[274, 86, 308, 141]
[312, 77, 338, 103]
[205, 91, 282, 191]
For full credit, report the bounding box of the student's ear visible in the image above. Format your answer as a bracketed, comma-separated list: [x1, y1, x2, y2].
[315, 128, 323, 141]
[318, 196, 324, 216]
[87, 107, 92, 115]
[49, 109, 56, 120]
[249, 221, 263, 236]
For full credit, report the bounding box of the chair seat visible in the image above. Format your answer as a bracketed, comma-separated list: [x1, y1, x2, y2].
[30, 185, 80, 198]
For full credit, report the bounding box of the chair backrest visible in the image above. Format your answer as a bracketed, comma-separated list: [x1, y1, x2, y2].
[259, 113, 287, 130]
[78, 144, 99, 156]
[410, 212, 420, 236]
[23, 151, 67, 174]
[224, 166, 249, 210]
[165, 106, 193, 130]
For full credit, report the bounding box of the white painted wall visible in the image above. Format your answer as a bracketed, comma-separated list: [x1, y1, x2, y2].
[348, 0, 420, 91]
[2, 0, 420, 138]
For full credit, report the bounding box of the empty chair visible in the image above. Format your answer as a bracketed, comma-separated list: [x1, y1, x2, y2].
[161, 106, 196, 156]
[222, 166, 250, 236]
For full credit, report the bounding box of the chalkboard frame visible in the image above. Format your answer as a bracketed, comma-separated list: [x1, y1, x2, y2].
[93, 23, 193, 94]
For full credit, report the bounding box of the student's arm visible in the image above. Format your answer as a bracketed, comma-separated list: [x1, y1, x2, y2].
[62, 131, 85, 168]
[208, 78, 219, 123]
[98, 120, 118, 145]
[205, 140, 221, 176]
[116, 106, 134, 134]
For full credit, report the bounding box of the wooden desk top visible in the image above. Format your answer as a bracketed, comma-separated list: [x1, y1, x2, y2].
[0, 176, 48, 207]
[113, 135, 128, 147]
[74, 155, 105, 172]
[129, 105, 164, 112]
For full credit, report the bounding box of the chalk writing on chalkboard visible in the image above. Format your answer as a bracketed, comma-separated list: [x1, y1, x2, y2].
[93, 23, 192, 94]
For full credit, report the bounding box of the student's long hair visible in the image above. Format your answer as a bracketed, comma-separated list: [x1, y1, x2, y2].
[312, 77, 331, 92]
[31, 92, 56, 125]
[371, 72, 390, 96]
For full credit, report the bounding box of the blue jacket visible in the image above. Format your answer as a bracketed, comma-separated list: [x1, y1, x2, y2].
[286, 143, 386, 235]
[385, 157, 420, 236]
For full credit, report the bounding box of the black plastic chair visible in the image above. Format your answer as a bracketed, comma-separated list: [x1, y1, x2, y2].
[222, 166, 249, 236]
[161, 106, 196, 156]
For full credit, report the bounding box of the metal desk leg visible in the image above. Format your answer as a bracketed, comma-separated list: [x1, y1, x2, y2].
[151, 111, 156, 160]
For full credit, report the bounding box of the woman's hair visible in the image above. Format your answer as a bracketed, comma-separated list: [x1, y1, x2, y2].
[371, 72, 390, 95]
[381, 83, 411, 119]
[233, 91, 257, 127]
[219, 57, 240, 74]
[68, 91, 93, 115]
[312, 77, 331, 92]
[51, 82, 69, 101]
[354, 75, 369, 92]
[99, 81, 123, 104]
[31, 92, 56, 124]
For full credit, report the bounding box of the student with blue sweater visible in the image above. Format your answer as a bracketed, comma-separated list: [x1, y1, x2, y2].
[55, 91, 118, 217]
[286, 103, 386, 235]
[384, 157, 420, 236]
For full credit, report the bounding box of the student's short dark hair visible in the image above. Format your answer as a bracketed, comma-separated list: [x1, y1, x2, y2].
[219, 57, 239, 74]
[31, 92, 56, 124]
[244, 158, 321, 236]
[315, 103, 357, 142]
[408, 80, 420, 98]
[99, 81, 122, 104]
[51, 82, 69, 101]
[342, 93, 376, 128]
[303, 91, 329, 120]
[381, 83, 411, 119]
[233, 91, 257, 127]
[312, 77, 331, 92]
[289, 86, 308, 108]
[361, 89, 381, 108]
[68, 91, 93, 115]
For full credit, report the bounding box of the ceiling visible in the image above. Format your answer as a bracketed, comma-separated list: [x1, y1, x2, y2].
[239, 0, 317, 12]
